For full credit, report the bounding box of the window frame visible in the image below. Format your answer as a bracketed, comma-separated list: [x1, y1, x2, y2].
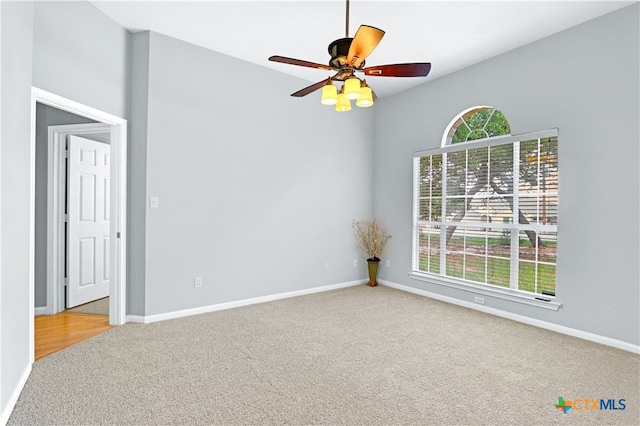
[411, 129, 561, 311]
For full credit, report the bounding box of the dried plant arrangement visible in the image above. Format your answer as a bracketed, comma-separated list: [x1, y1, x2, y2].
[353, 219, 391, 261]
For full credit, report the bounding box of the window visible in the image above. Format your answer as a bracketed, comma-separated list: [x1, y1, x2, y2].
[444, 106, 511, 145]
[412, 108, 559, 308]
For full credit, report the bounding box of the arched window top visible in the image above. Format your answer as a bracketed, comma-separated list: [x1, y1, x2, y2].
[442, 106, 511, 147]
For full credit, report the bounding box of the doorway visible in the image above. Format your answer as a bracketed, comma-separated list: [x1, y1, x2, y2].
[44, 123, 113, 315]
[30, 88, 127, 364]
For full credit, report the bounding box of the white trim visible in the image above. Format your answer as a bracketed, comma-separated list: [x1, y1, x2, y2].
[416, 220, 557, 233]
[411, 158, 420, 272]
[381, 280, 640, 354]
[441, 105, 492, 147]
[46, 126, 65, 314]
[32, 87, 127, 330]
[46, 123, 112, 315]
[34, 306, 48, 316]
[127, 280, 365, 324]
[408, 271, 561, 310]
[418, 128, 558, 157]
[0, 363, 32, 426]
[29, 90, 37, 364]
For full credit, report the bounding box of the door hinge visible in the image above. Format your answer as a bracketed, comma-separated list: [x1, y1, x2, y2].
[64, 278, 69, 287]
[117, 232, 121, 239]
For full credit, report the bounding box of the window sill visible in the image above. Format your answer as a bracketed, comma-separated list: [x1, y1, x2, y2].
[408, 271, 562, 311]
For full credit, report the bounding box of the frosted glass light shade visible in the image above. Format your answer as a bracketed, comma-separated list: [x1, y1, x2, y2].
[321, 83, 338, 105]
[344, 78, 362, 100]
[356, 86, 374, 107]
[335, 93, 351, 112]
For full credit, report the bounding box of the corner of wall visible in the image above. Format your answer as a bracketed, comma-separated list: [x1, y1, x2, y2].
[126, 31, 151, 317]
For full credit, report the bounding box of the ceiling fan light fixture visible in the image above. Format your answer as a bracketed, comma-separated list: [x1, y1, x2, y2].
[356, 86, 374, 107]
[344, 77, 362, 100]
[335, 92, 351, 112]
[267, 0, 432, 111]
[320, 81, 338, 105]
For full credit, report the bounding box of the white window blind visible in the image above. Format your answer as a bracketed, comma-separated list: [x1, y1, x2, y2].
[412, 130, 558, 297]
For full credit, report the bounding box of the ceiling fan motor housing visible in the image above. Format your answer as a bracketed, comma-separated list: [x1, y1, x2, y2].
[328, 37, 363, 69]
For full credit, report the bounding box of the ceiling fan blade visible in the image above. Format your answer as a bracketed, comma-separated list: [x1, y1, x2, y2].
[364, 63, 431, 77]
[291, 79, 329, 97]
[347, 25, 385, 68]
[269, 55, 334, 71]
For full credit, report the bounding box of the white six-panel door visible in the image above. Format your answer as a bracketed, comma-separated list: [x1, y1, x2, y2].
[67, 135, 111, 308]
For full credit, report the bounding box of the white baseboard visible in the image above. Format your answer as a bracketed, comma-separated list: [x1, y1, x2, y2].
[34, 306, 47, 316]
[0, 363, 32, 426]
[380, 280, 640, 355]
[126, 314, 145, 323]
[127, 280, 365, 324]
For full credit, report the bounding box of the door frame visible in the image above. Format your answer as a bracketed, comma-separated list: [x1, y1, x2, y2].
[47, 123, 112, 315]
[31, 87, 127, 327]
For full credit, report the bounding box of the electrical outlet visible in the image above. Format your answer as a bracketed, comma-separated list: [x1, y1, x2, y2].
[353, 259, 358, 267]
[324, 262, 329, 271]
[474, 296, 484, 305]
[386, 259, 391, 268]
[194, 277, 202, 288]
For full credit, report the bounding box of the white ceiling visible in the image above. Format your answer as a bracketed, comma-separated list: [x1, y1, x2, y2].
[91, 0, 634, 98]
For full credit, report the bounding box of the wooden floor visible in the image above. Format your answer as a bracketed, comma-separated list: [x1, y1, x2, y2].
[35, 312, 113, 361]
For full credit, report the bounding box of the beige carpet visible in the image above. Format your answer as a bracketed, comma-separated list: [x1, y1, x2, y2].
[9, 285, 639, 425]
[66, 297, 109, 316]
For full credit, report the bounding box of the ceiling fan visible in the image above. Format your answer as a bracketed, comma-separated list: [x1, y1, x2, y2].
[268, 0, 431, 111]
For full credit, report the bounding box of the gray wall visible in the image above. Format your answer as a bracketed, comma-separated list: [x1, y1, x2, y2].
[1, 0, 34, 417]
[1, 0, 129, 420]
[132, 31, 374, 316]
[34, 104, 98, 308]
[372, 4, 640, 346]
[32, 0, 129, 119]
[127, 31, 150, 315]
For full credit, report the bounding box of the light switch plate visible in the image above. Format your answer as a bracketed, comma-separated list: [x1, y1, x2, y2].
[150, 196, 159, 208]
